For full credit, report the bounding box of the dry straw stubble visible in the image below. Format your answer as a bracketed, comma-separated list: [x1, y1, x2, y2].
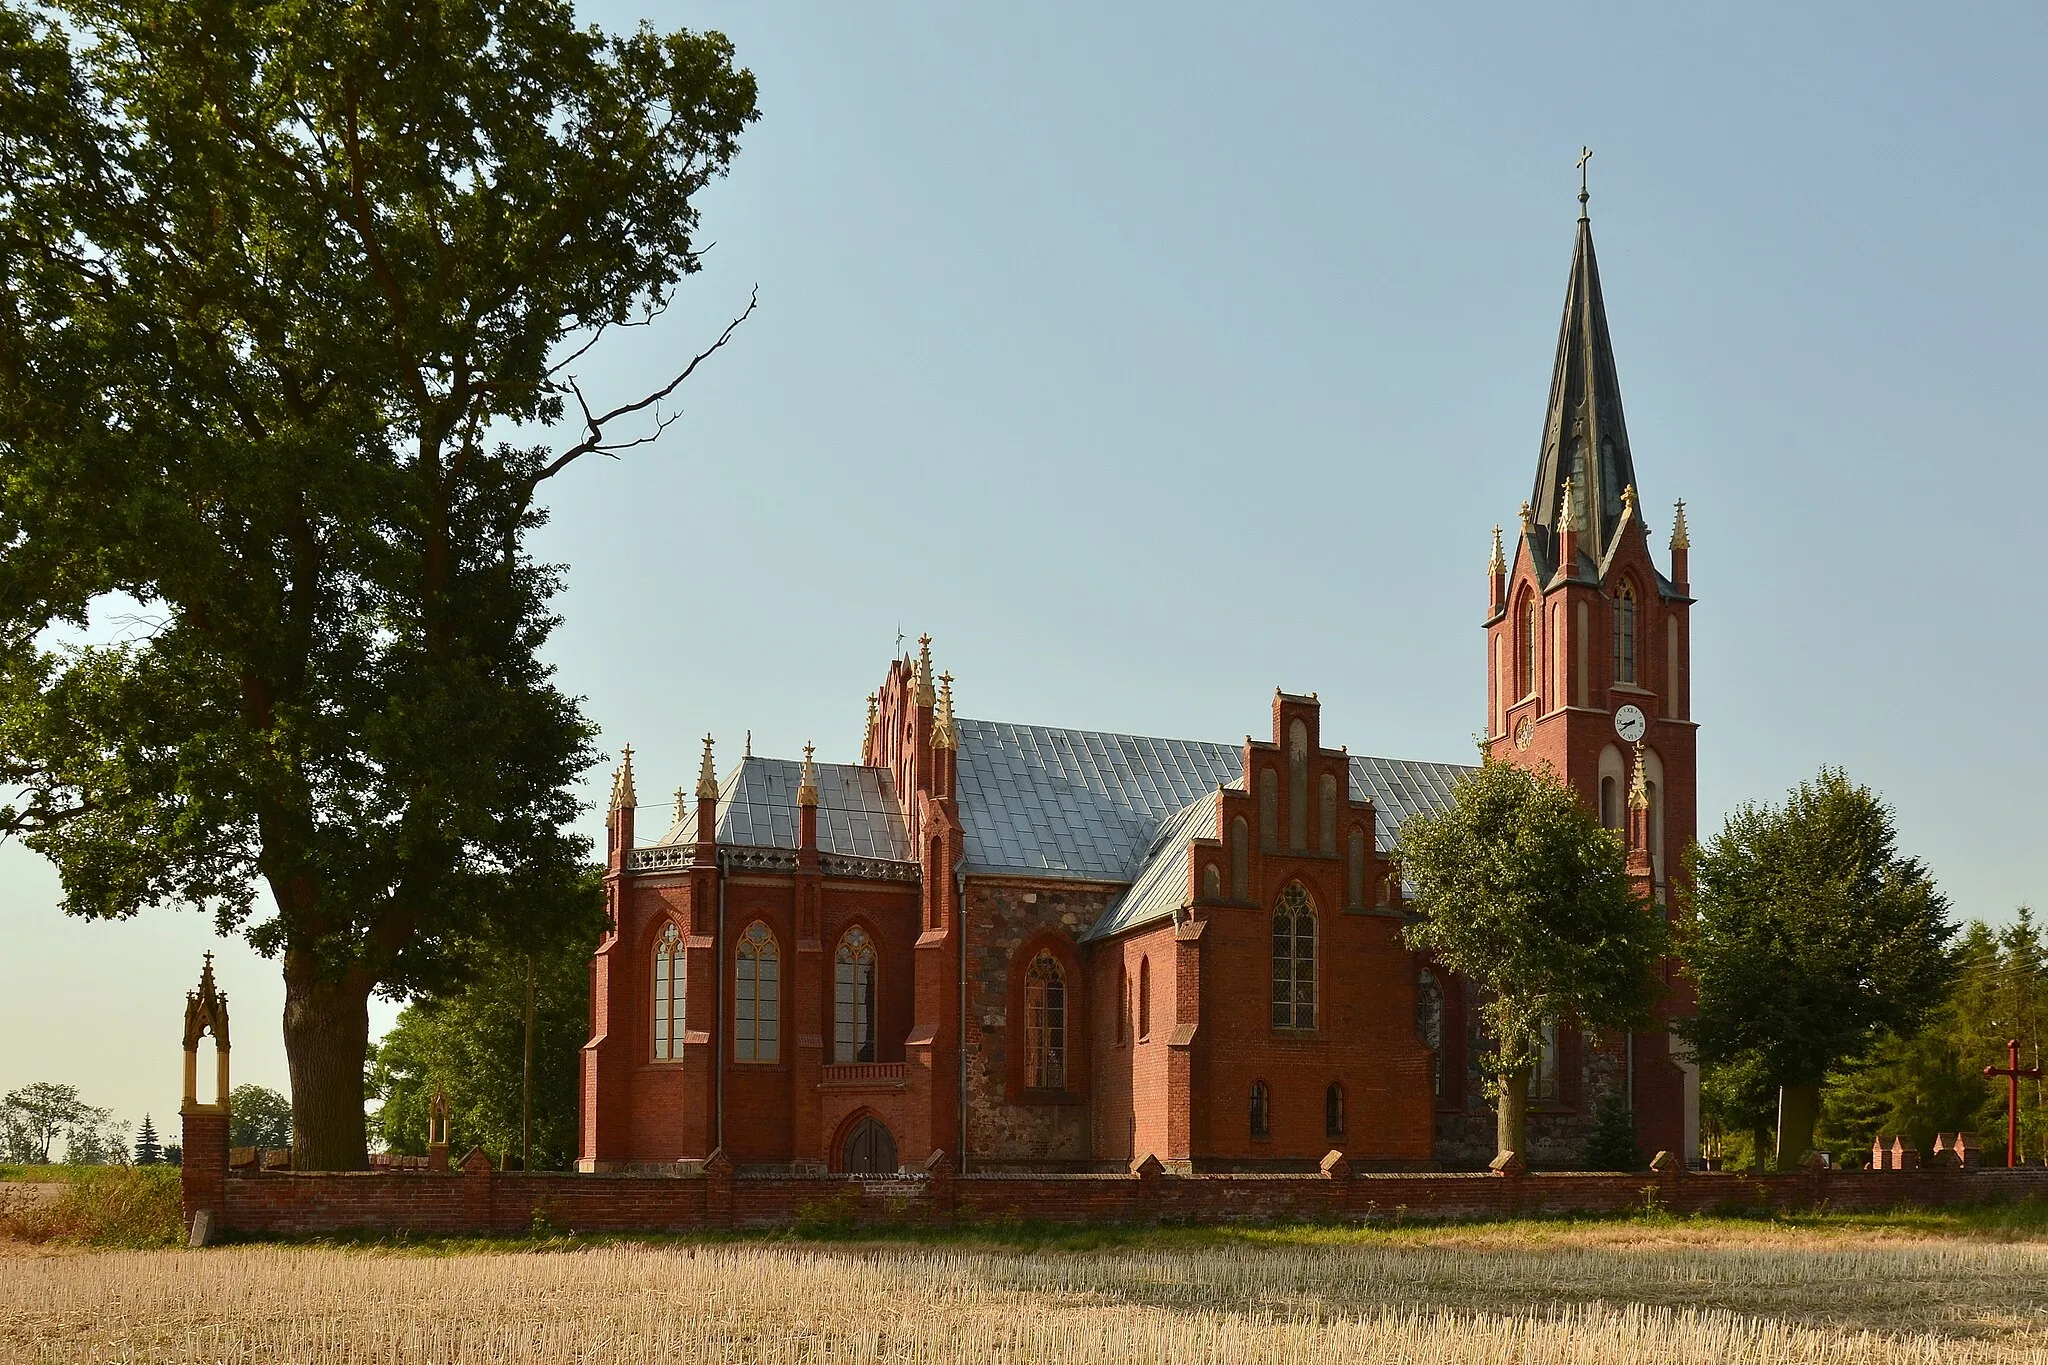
[5, 1235, 2048, 1364]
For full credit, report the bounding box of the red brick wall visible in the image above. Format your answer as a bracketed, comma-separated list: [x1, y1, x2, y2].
[210, 1162, 2048, 1237]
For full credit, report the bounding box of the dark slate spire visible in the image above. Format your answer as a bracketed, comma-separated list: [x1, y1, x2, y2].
[1527, 180, 1639, 577]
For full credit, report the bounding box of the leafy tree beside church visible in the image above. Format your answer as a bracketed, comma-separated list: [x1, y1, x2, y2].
[1679, 768, 1954, 1170]
[1400, 755, 1668, 1160]
[0, 0, 759, 1168]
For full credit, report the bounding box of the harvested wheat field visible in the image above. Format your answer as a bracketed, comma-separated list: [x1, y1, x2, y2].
[5, 1225, 2048, 1364]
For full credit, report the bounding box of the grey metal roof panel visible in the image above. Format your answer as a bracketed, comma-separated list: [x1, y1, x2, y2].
[655, 757, 912, 861]
[1080, 791, 1220, 943]
[955, 717, 1474, 883]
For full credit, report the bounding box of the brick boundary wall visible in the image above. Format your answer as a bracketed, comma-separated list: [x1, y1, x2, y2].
[190, 1143, 2048, 1241]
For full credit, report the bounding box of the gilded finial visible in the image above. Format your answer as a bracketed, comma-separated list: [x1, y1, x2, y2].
[863, 692, 879, 758]
[696, 733, 719, 802]
[673, 786, 688, 828]
[933, 672, 958, 751]
[1671, 498, 1690, 551]
[1621, 483, 1638, 522]
[797, 742, 819, 808]
[1629, 740, 1650, 812]
[1489, 524, 1506, 575]
[1560, 476, 1582, 534]
[914, 634, 936, 707]
[611, 744, 637, 810]
[1519, 500, 1534, 533]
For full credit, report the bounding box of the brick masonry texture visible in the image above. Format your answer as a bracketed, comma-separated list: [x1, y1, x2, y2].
[200, 1159, 2048, 1239]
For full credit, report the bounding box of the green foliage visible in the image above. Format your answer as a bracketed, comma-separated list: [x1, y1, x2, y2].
[0, 1164, 180, 1247]
[1, 1082, 119, 1164]
[1816, 1028, 1988, 1166]
[369, 885, 600, 1169]
[1582, 1089, 1640, 1172]
[0, 0, 758, 1167]
[132, 1114, 161, 1165]
[1699, 1051, 1778, 1171]
[1400, 755, 1666, 1114]
[1680, 768, 1954, 1089]
[230, 1084, 294, 1149]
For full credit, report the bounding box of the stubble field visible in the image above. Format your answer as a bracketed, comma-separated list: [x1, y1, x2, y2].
[5, 1218, 2048, 1364]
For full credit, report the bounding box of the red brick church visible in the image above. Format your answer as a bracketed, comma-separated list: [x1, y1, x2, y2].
[579, 201, 1699, 1175]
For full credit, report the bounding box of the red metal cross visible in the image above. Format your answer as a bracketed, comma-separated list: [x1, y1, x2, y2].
[1983, 1039, 2044, 1168]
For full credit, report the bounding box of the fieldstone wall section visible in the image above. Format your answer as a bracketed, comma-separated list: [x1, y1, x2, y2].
[963, 880, 1117, 1168]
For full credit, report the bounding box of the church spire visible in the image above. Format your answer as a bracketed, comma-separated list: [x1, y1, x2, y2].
[1527, 168, 1640, 573]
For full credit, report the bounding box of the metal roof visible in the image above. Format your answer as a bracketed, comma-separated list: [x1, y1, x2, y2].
[1079, 791, 1220, 943]
[657, 757, 912, 862]
[642, 722, 1472, 928]
[955, 717, 1473, 883]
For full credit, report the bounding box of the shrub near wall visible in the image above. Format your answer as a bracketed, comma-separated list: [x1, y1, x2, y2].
[0, 1166, 182, 1247]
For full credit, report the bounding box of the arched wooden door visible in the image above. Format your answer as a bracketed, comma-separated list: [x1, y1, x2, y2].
[842, 1117, 897, 1175]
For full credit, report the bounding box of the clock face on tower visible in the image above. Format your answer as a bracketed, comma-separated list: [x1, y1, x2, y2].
[1614, 704, 1647, 744]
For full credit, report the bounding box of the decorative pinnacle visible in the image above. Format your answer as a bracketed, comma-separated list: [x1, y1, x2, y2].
[674, 786, 688, 827]
[612, 744, 637, 810]
[1671, 498, 1690, 551]
[696, 733, 718, 801]
[1519, 500, 1534, 533]
[1489, 524, 1506, 575]
[1629, 740, 1650, 812]
[914, 634, 936, 707]
[1621, 483, 1638, 522]
[1560, 476, 1581, 534]
[932, 672, 958, 751]
[797, 742, 819, 808]
[863, 692, 879, 757]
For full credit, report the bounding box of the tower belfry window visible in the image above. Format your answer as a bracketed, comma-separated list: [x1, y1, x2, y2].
[1614, 583, 1637, 684]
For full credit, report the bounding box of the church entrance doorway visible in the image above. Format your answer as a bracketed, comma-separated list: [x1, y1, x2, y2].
[842, 1117, 897, 1174]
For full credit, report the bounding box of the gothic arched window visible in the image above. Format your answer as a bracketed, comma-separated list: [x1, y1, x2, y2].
[1249, 1081, 1271, 1139]
[735, 922, 780, 1062]
[1416, 971, 1445, 1098]
[1532, 1018, 1561, 1103]
[833, 927, 877, 1064]
[1614, 582, 1638, 684]
[653, 922, 684, 1061]
[1325, 1082, 1346, 1140]
[1271, 883, 1318, 1031]
[1519, 596, 1539, 698]
[1138, 955, 1151, 1042]
[1024, 953, 1066, 1090]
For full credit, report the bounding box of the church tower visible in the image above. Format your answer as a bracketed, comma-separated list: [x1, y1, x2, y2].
[1482, 171, 1699, 1161]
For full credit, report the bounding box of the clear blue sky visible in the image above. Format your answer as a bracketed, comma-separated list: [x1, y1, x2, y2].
[5, 0, 2043, 1140]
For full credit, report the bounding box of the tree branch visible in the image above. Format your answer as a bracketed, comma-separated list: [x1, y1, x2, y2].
[518, 285, 756, 504]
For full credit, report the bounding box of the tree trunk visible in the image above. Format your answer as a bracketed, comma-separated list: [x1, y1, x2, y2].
[1775, 1080, 1820, 1172]
[1496, 1066, 1530, 1159]
[282, 951, 374, 1171]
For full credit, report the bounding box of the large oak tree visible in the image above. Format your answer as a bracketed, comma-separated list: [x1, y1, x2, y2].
[0, 0, 757, 1167]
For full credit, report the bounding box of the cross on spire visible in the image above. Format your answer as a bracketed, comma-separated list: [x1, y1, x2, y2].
[1576, 145, 1593, 214]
